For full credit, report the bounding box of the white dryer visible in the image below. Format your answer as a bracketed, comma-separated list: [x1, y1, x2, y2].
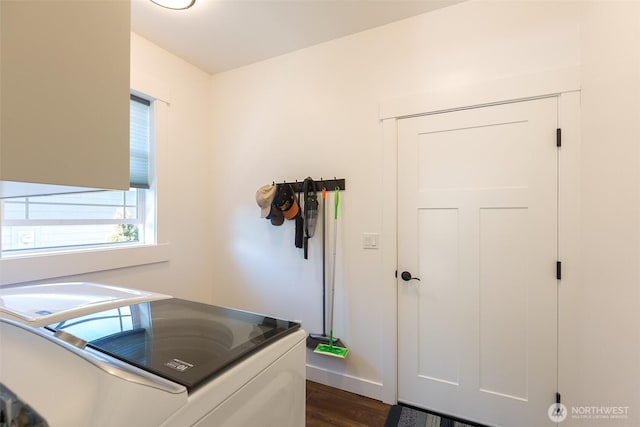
[0, 282, 306, 427]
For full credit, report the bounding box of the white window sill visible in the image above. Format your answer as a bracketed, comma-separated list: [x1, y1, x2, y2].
[0, 243, 170, 286]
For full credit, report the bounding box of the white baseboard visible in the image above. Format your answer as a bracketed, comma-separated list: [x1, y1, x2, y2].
[306, 364, 385, 402]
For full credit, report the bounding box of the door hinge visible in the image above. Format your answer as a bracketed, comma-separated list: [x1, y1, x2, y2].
[549, 392, 565, 420]
[556, 128, 562, 147]
[556, 261, 562, 280]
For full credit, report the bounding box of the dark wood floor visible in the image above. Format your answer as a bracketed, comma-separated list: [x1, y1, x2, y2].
[306, 380, 391, 427]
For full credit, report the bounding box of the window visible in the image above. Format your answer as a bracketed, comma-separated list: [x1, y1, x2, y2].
[0, 95, 154, 255]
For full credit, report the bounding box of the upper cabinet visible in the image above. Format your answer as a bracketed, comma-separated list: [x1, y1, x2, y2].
[0, 0, 131, 198]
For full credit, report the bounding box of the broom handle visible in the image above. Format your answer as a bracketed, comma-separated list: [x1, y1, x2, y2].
[322, 187, 327, 336]
[328, 189, 339, 342]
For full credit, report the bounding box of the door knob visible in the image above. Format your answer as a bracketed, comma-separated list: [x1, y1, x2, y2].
[401, 271, 421, 282]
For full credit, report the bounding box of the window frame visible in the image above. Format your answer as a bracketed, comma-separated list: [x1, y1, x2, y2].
[0, 87, 170, 285]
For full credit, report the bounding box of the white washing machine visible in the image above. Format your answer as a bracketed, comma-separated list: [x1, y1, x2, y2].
[0, 282, 306, 427]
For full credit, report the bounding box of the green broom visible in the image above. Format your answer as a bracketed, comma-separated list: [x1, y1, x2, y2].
[314, 188, 349, 359]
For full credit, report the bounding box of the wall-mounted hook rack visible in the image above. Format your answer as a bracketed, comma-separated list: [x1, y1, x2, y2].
[276, 178, 345, 193]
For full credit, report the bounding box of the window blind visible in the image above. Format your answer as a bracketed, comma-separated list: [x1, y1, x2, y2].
[130, 95, 151, 189]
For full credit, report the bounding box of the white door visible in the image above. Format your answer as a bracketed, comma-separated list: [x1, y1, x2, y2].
[397, 97, 559, 427]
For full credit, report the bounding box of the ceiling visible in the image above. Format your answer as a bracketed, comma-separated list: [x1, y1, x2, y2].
[131, 0, 463, 75]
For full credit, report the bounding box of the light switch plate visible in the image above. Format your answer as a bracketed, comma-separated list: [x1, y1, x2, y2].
[363, 233, 379, 249]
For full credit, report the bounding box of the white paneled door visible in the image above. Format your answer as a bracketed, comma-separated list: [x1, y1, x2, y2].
[397, 98, 559, 427]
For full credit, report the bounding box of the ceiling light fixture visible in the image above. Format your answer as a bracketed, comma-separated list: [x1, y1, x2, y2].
[150, 0, 195, 10]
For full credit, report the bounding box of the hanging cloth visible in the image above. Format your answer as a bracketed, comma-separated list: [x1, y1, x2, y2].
[303, 177, 318, 259]
[295, 186, 304, 249]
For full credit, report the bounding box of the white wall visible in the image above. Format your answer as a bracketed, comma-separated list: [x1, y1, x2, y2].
[210, 0, 640, 420]
[564, 2, 640, 425]
[208, 0, 594, 402]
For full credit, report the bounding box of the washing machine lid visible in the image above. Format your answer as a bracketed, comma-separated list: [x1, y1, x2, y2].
[45, 298, 301, 392]
[0, 282, 170, 327]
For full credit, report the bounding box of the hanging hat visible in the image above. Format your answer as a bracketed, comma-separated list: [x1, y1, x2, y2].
[255, 184, 276, 218]
[270, 206, 284, 226]
[274, 183, 299, 220]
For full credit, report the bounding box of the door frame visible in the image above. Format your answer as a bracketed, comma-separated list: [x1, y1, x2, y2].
[379, 67, 582, 405]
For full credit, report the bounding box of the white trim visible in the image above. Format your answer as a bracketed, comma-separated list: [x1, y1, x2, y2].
[379, 66, 581, 120]
[379, 66, 582, 407]
[306, 364, 383, 401]
[381, 118, 399, 405]
[556, 90, 581, 416]
[0, 243, 170, 285]
[151, 98, 169, 245]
